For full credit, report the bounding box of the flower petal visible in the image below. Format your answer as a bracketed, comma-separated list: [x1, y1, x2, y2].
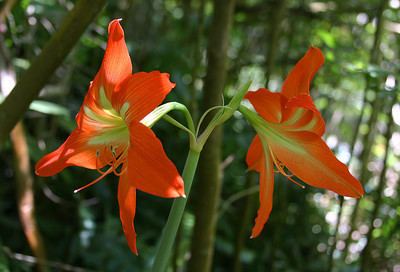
[245, 88, 286, 123]
[100, 19, 132, 98]
[251, 148, 274, 238]
[118, 172, 138, 254]
[281, 47, 324, 98]
[246, 135, 263, 171]
[281, 95, 325, 136]
[76, 18, 132, 131]
[268, 130, 364, 197]
[112, 72, 176, 122]
[128, 121, 185, 198]
[35, 129, 109, 176]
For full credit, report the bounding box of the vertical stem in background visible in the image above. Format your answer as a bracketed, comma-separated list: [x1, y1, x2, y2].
[172, 3, 206, 270]
[264, 0, 286, 86]
[187, 0, 235, 271]
[232, 173, 257, 272]
[326, 196, 344, 271]
[152, 149, 200, 272]
[188, 0, 206, 123]
[360, 92, 397, 270]
[10, 123, 47, 272]
[340, 0, 388, 262]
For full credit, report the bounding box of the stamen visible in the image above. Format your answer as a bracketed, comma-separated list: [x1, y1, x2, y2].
[111, 149, 128, 176]
[95, 149, 108, 175]
[73, 167, 113, 193]
[76, 145, 129, 193]
[113, 163, 128, 176]
[268, 147, 305, 189]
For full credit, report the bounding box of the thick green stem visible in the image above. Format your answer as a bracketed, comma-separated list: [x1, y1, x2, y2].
[152, 149, 201, 272]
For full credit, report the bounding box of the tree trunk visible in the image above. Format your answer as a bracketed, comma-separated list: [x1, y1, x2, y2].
[187, 0, 236, 271]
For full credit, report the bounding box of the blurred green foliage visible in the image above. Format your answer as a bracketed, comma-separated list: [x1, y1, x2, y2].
[0, 0, 399, 271]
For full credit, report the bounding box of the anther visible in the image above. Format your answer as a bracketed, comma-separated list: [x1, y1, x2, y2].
[268, 147, 305, 189]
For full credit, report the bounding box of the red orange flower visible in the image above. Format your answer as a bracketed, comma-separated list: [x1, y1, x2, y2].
[35, 20, 184, 254]
[241, 47, 364, 238]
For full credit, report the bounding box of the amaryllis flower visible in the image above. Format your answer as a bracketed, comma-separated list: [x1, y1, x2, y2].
[241, 47, 364, 238]
[35, 20, 184, 254]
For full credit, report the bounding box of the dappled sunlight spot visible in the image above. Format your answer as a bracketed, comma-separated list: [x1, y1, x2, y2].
[393, 105, 400, 126]
[359, 224, 369, 235]
[384, 169, 398, 198]
[351, 230, 361, 240]
[237, 66, 266, 91]
[312, 224, 322, 234]
[313, 192, 323, 202]
[394, 161, 400, 172]
[367, 160, 381, 173]
[26, 5, 35, 15]
[391, 132, 400, 156]
[309, 2, 336, 13]
[337, 143, 351, 164]
[336, 240, 346, 251]
[267, 79, 280, 92]
[317, 243, 327, 253]
[384, 187, 395, 197]
[385, 75, 396, 89]
[37, 139, 46, 151]
[312, 193, 332, 209]
[390, 0, 400, 8]
[0, 70, 16, 96]
[348, 237, 367, 259]
[194, 78, 203, 91]
[356, 13, 368, 25]
[326, 135, 338, 149]
[345, 253, 358, 264]
[373, 218, 382, 228]
[28, 17, 37, 26]
[339, 224, 350, 235]
[325, 211, 337, 225]
[349, 243, 359, 254]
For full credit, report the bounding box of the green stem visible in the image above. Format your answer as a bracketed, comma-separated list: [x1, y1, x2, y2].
[163, 114, 195, 139]
[152, 148, 201, 272]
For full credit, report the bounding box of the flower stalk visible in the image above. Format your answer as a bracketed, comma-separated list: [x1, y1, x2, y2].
[196, 81, 251, 149]
[152, 148, 200, 272]
[151, 83, 250, 271]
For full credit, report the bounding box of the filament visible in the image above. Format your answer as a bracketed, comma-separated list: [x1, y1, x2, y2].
[75, 144, 128, 193]
[268, 147, 305, 189]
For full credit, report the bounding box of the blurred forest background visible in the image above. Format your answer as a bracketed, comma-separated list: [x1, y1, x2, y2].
[0, 0, 399, 271]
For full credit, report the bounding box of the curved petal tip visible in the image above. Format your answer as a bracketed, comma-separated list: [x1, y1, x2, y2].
[108, 19, 125, 41]
[308, 46, 325, 62]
